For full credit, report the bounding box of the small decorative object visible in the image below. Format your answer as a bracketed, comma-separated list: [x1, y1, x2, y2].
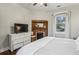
[44, 25, 46, 28]
[37, 23, 43, 28]
[31, 31, 33, 35]
[35, 24, 38, 27]
[73, 37, 77, 40]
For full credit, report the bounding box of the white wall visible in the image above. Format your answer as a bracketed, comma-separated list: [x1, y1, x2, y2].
[69, 6, 79, 38]
[0, 4, 30, 50]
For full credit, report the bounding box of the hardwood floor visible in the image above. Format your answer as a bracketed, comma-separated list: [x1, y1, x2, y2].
[0, 49, 19, 55]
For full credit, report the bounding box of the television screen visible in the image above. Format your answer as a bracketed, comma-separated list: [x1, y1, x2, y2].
[14, 23, 28, 33]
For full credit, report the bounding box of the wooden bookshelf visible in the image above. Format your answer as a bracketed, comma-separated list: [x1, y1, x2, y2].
[31, 20, 48, 42]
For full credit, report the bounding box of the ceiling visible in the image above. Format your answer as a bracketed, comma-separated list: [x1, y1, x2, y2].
[18, 3, 79, 11]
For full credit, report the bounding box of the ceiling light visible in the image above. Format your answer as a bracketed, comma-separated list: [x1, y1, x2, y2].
[33, 3, 47, 7]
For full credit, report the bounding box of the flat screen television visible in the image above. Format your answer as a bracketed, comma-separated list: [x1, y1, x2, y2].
[14, 23, 28, 33]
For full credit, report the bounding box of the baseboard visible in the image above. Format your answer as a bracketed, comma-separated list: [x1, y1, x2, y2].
[0, 47, 9, 53]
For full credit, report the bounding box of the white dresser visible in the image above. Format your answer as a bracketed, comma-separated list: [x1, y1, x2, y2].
[9, 32, 31, 52]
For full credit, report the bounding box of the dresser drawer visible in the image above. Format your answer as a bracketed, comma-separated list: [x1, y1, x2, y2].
[13, 38, 24, 44]
[24, 39, 31, 45]
[14, 43, 24, 50]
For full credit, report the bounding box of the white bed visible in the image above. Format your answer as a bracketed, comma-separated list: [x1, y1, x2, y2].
[16, 37, 78, 55]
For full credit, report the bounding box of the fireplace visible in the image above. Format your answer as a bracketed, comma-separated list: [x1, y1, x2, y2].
[36, 32, 45, 39]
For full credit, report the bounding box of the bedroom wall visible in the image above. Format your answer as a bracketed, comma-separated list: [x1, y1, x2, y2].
[30, 10, 53, 36]
[69, 6, 79, 39]
[52, 5, 79, 39]
[0, 4, 31, 51]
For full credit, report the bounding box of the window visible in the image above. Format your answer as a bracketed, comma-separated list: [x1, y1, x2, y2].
[56, 16, 66, 32]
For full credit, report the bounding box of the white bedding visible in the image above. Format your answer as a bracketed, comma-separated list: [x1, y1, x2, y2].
[16, 37, 77, 55]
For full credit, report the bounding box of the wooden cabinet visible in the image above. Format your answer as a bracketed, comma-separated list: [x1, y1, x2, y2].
[31, 20, 48, 41]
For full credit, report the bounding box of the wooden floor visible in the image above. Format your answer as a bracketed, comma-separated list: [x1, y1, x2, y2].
[0, 49, 19, 55]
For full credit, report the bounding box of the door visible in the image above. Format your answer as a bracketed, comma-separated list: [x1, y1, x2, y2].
[53, 13, 70, 38]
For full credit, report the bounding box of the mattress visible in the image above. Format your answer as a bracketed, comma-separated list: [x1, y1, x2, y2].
[16, 37, 77, 55]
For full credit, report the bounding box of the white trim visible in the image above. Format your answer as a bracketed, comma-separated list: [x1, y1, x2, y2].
[53, 11, 71, 38]
[53, 11, 70, 16]
[0, 47, 9, 53]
